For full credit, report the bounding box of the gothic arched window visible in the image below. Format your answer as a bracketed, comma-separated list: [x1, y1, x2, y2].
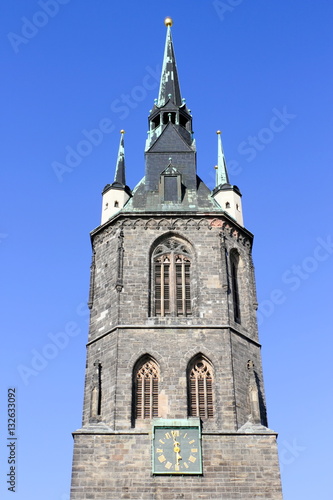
[230, 250, 241, 323]
[188, 356, 214, 419]
[152, 238, 192, 317]
[134, 356, 159, 420]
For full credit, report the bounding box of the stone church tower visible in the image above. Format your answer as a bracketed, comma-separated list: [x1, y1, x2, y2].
[70, 18, 283, 500]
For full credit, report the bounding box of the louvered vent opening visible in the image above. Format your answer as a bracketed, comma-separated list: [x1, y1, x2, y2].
[185, 262, 191, 315]
[164, 261, 170, 315]
[155, 263, 161, 316]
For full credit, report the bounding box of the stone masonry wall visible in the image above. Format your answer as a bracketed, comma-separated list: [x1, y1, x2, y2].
[70, 432, 283, 500]
[82, 326, 260, 430]
[70, 213, 282, 499]
[88, 215, 257, 340]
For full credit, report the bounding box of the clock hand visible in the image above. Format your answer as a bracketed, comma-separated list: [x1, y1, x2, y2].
[173, 441, 182, 465]
[176, 451, 182, 466]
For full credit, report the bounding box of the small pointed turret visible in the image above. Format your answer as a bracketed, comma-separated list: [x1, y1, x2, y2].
[158, 17, 182, 107]
[216, 130, 229, 186]
[114, 130, 126, 185]
[212, 131, 244, 226]
[101, 131, 131, 225]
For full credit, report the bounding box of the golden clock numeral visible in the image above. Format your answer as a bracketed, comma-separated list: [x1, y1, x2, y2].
[158, 455, 166, 463]
[171, 430, 179, 438]
[156, 448, 163, 453]
[189, 455, 197, 463]
[184, 462, 189, 469]
[175, 464, 180, 471]
[159, 439, 165, 444]
[165, 461, 172, 469]
[189, 439, 195, 444]
[183, 432, 188, 438]
[191, 448, 198, 453]
[165, 432, 171, 439]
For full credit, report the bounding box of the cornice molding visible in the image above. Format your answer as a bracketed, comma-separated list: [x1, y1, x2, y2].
[91, 215, 253, 251]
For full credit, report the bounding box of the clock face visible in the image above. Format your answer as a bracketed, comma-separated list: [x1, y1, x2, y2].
[153, 426, 202, 474]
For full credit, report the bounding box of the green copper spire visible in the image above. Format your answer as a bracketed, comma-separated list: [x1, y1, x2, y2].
[114, 130, 126, 185]
[215, 130, 230, 186]
[158, 18, 182, 107]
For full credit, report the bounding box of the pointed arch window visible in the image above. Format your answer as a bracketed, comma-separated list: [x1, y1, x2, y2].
[188, 356, 214, 419]
[230, 250, 241, 323]
[152, 238, 192, 317]
[134, 357, 159, 420]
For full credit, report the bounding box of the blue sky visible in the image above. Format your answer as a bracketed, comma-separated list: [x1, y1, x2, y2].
[1, 1, 333, 499]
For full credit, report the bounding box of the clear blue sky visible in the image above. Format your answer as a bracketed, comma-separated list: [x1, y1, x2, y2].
[1, 1, 333, 499]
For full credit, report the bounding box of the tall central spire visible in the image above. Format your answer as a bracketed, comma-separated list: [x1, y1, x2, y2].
[125, 18, 218, 212]
[158, 17, 182, 107]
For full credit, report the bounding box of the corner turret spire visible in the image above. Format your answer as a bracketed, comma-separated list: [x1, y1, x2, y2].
[158, 18, 182, 107]
[114, 130, 126, 185]
[100, 130, 131, 225]
[215, 131, 230, 186]
[212, 130, 244, 226]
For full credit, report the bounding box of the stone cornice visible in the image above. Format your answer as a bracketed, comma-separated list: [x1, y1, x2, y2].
[72, 429, 277, 436]
[86, 324, 261, 349]
[90, 213, 253, 251]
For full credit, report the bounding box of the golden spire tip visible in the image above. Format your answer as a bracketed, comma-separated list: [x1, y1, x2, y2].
[120, 130, 125, 134]
[164, 17, 173, 27]
[216, 130, 221, 134]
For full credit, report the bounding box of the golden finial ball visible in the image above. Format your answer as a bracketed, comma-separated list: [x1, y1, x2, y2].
[216, 130, 221, 134]
[120, 129, 125, 134]
[164, 17, 173, 27]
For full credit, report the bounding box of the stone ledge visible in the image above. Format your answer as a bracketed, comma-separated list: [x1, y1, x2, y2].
[87, 324, 261, 348]
[72, 423, 277, 437]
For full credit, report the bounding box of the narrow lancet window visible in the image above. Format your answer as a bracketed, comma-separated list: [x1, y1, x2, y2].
[134, 357, 159, 420]
[188, 356, 214, 419]
[230, 251, 241, 323]
[90, 361, 102, 421]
